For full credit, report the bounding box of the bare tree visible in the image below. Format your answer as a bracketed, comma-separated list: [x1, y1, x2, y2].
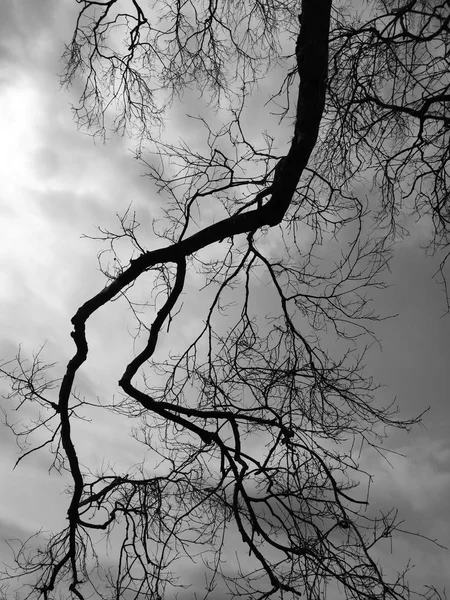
[1, 0, 449, 599]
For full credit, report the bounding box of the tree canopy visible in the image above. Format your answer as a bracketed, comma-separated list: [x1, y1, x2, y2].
[1, 1, 449, 599]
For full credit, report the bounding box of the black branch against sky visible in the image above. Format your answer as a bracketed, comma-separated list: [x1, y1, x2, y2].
[1, 1, 449, 599]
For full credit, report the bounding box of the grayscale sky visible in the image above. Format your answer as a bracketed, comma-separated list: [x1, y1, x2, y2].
[0, 1, 449, 597]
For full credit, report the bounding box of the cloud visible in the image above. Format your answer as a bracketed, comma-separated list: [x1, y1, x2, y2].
[365, 436, 450, 515]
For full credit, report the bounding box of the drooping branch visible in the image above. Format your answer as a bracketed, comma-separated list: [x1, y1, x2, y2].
[49, 4, 332, 593]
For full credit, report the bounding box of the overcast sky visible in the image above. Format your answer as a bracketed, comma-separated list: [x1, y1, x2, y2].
[0, 1, 449, 598]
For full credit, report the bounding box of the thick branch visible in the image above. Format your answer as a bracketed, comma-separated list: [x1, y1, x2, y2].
[51, 4, 333, 568]
[71, 0, 332, 331]
[56, 1, 333, 457]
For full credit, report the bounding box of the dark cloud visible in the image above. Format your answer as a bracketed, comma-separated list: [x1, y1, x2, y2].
[0, 0, 74, 75]
[367, 243, 450, 437]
